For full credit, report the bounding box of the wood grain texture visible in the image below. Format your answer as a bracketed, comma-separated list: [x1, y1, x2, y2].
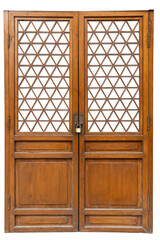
[85, 160, 142, 208]
[85, 141, 142, 152]
[85, 215, 142, 226]
[16, 141, 72, 152]
[16, 215, 72, 226]
[15, 159, 72, 207]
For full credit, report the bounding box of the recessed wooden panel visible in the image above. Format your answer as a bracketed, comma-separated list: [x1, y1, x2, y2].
[16, 215, 72, 226]
[16, 159, 72, 208]
[85, 159, 142, 208]
[85, 141, 142, 152]
[16, 141, 72, 152]
[85, 215, 142, 226]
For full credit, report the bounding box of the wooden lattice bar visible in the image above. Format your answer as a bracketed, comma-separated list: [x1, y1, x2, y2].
[87, 20, 140, 132]
[17, 20, 70, 132]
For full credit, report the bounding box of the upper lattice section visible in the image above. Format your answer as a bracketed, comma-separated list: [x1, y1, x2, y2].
[87, 20, 140, 132]
[17, 20, 70, 132]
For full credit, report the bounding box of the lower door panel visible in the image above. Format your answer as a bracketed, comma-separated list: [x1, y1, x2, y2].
[12, 138, 78, 232]
[79, 137, 147, 232]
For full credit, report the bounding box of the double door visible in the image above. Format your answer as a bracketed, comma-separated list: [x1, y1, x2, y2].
[4, 10, 153, 232]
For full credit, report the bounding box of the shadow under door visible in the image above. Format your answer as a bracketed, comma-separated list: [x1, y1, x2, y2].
[4, 10, 153, 233]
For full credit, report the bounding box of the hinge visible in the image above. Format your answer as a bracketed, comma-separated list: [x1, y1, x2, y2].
[147, 194, 150, 211]
[8, 34, 10, 49]
[8, 115, 10, 131]
[148, 32, 150, 48]
[147, 115, 150, 131]
[8, 195, 10, 211]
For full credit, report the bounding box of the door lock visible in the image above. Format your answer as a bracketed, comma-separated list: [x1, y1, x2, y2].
[73, 113, 84, 134]
[75, 123, 82, 133]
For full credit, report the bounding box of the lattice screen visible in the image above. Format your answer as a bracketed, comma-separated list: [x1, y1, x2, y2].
[87, 20, 140, 132]
[17, 20, 70, 132]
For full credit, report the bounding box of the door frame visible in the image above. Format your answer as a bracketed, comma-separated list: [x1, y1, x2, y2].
[148, 10, 154, 233]
[4, 10, 153, 233]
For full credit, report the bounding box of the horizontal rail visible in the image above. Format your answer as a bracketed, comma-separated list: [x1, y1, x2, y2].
[83, 208, 145, 215]
[14, 208, 74, 215]
[14, 152, 73, 158]
[84, 152, 144, 158]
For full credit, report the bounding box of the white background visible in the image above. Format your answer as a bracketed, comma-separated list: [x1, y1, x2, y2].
[0, 0, 160, 239]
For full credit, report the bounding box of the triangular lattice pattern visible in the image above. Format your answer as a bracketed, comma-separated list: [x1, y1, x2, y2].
[87, 20, 140, 132]
[17, 20, 70, 132]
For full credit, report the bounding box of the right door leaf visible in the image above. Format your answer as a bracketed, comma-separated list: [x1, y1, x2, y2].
[79, 11, 152, 233]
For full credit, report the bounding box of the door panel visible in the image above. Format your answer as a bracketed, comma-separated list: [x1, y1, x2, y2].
[15, 141, 72, 152]
[85, 215, 142, 226]
[79, 11, 152, 232]
[85, 159, 142, 207]
[16, 159, 72, 207]
[5, 11, 78, 232]
[15, 215, 72, 226]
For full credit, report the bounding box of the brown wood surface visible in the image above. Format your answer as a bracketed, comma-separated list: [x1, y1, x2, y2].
[4, 10, 153, 233]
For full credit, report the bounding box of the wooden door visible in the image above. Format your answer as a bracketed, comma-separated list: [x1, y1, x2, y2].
[5, 10, 153, 233]
[4, 11, 79, 232]
[79, 11, 153, 232]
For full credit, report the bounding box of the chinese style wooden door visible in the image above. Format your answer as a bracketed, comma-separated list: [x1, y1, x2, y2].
[4, 10, 153, 233]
